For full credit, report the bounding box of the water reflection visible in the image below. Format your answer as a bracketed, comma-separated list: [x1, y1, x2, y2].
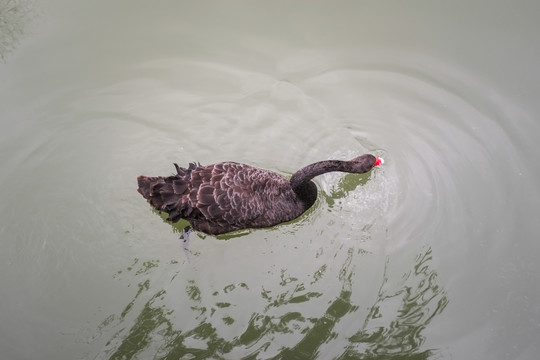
[324, 172, 374, 208]
[91, 245, 447, 359]
[339, 247, 448, 359]
[0, 0, 35, 61]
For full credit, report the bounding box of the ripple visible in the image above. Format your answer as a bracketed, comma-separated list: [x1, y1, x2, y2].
[301, 66, 534, 256]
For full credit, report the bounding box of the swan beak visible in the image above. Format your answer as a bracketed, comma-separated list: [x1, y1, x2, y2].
[374, 157, 384, 166]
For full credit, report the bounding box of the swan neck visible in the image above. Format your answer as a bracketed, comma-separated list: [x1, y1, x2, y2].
[290, 160, 348, 192]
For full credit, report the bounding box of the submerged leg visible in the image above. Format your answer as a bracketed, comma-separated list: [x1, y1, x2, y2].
[181, 226, 192, 261]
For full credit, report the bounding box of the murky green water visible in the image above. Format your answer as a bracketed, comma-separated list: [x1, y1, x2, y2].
[1, 1, 540, 359]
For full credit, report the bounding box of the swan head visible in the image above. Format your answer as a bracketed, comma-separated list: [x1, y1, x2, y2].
[349, 154, 384, 173]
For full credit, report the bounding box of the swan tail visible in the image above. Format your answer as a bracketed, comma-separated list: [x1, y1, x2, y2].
[137, 171, 191, 222]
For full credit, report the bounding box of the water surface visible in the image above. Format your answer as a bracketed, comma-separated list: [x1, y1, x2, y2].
[1, 1, 540, 359]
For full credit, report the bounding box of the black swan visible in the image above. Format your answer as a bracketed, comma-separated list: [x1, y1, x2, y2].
[137, 154, 383, 242]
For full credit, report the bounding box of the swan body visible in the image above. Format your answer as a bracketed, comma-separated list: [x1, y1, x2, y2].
[137, 154, 382, 235]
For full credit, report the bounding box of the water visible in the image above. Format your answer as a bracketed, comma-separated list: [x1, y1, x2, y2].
[1, 1, 540, 359]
